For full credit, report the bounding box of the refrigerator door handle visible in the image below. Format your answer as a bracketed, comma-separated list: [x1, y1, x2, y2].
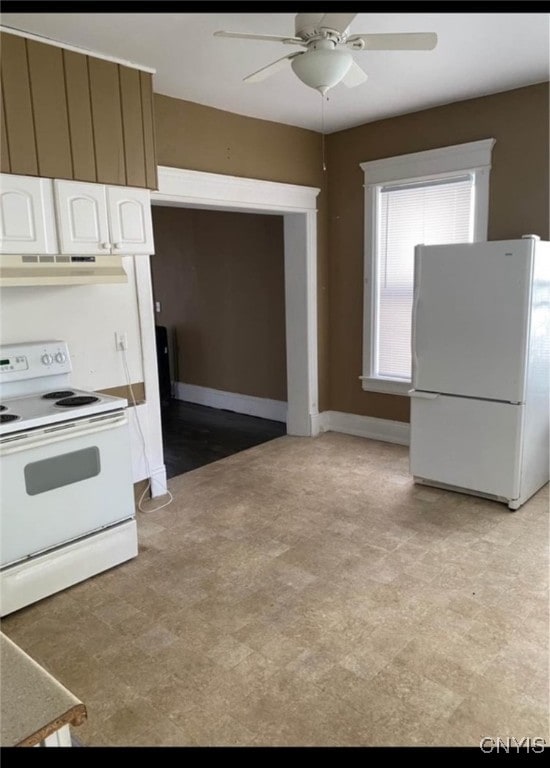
[411, 246, 423, 385]
[408, 389, 440, 399]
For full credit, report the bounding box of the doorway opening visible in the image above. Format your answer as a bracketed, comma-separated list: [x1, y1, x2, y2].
[150, 205, 288, 478]
[135, 166, 320, 497]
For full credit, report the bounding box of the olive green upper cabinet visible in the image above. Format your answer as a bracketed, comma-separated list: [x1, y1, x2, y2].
[0, 31, 157, 189]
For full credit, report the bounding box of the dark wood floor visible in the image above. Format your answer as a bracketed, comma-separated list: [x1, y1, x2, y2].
[161, 399, 287, 479]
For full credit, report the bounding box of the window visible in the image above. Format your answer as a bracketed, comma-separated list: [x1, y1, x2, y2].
[360, 139, 495, 395]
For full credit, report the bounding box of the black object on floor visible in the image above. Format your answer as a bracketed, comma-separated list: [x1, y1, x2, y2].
[161, 399, 286, 478]
[155, 325, 172, 406]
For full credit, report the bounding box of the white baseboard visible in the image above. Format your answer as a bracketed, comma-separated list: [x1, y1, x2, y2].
[149, 464, 168, 498]
[309, 412, 324, 437]
[174, 382, 287, 423]
[171, 388, 407, 444]
[318, 410, 410, 446]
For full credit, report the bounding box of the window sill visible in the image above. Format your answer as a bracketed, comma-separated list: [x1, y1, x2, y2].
[360, 377, 411, 396]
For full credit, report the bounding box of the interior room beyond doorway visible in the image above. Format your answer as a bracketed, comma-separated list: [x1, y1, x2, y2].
[150, 205, 288, 476]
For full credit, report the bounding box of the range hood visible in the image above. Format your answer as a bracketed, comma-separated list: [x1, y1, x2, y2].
[0, 254, 128, 286]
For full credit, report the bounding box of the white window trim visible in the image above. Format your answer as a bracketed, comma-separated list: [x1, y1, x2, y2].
[360, 138, 495, 396]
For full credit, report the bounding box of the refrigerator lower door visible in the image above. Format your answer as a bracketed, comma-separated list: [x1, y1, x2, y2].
[410, 392, 523, 500]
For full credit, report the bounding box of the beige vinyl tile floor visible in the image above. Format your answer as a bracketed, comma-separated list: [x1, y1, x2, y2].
[2, 433, 548, 747]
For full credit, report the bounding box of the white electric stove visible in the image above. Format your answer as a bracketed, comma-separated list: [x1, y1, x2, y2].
[0, 387, 132, 434]
[0, 340, 138, 616]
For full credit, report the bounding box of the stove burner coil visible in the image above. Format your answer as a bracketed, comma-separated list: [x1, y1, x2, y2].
[0, 413, 19, 423]
[55, 396, 100, 407]
[42, 391, 75, 399]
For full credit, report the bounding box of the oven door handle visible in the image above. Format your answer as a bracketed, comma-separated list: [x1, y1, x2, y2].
[0, 412, 128, 456]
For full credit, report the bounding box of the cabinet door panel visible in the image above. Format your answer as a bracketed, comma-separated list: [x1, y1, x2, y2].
[107, 186, 154, 254]
[0, 174, 57, 254]
[54, 180, 109, 254]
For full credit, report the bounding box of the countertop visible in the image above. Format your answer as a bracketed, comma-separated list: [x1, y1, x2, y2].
[0, 632, 87, 747]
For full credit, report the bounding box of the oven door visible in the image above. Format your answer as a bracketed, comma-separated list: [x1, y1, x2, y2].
[0, 410, 135, 567]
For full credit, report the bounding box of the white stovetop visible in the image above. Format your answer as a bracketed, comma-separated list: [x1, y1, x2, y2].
[0, 389, 128, 437]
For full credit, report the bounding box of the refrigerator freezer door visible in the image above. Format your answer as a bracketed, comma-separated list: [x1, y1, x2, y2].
[412, 240, 533, 402]
[410, 393, 523, 500]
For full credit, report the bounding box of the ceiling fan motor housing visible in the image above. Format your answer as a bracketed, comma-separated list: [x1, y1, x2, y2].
[295, 13, 350, 43]
[292, 39, 353, 94]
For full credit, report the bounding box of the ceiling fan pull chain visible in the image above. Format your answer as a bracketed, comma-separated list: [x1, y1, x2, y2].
[321, 92, 327, 172]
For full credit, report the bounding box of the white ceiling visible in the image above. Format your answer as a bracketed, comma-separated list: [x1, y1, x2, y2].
[2, 12, 549, 133]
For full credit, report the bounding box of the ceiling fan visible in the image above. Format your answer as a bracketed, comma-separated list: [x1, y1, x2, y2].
[215, 13, 438, 95]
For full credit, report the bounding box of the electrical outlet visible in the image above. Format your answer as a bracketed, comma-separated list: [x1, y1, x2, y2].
[115, 332, 128, 351]
[155, 300, 161, 313]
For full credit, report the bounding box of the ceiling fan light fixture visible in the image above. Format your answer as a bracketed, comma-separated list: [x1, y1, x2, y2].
[291, 48, 353, 94]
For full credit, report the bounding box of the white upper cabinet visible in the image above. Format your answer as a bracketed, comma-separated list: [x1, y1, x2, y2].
[0, 175, 58, 254]
[107, 186, 154, 255]
[54, 179, 154, 256]
[54, 180, 110, 255]
[1, 176, 154, 256]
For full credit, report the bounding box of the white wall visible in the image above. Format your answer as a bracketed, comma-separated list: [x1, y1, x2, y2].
[0, 256, 143, 390]
[0, 256, 165, 490]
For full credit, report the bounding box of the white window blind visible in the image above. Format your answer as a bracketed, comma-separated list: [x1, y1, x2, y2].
[375, 175, 474, 380]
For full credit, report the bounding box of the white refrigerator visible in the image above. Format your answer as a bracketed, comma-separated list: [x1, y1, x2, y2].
[409, 235, 550, 510]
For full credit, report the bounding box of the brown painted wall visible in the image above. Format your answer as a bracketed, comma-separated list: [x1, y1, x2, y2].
[150, 206, 286, 402]
[326, 83, 550, 423]
[99, 382, 145, 404]
[153, 94, 329, 410]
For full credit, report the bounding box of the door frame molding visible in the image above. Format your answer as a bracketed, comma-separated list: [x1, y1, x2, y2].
[135, 166, 320, 494]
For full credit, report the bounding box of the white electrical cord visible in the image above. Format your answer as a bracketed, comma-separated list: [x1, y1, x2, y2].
[121, 347, 173, 513]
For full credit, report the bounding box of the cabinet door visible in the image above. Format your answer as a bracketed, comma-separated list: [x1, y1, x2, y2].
[107, 186, 155, 255]
[54, 180, 110, 254]
[0, 174, 57, 254]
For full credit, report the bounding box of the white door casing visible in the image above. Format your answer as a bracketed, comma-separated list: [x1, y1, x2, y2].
[149, 166, 320, 438]
[0, 175, 57, 254]
[133, 255, 166, 497]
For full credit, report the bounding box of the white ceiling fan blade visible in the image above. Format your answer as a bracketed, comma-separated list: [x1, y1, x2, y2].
[243, 53, 301, 84]
[295, 13, 325, 35]
[347, 32, 438, 50]
[214, 31, 303, 45]
[342, 60, 368, 88]
[318, 13, 357, 34]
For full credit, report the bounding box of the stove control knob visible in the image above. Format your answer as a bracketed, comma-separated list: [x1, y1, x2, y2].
[41, 353, 53, 366]
[55, 352, 66, 364]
